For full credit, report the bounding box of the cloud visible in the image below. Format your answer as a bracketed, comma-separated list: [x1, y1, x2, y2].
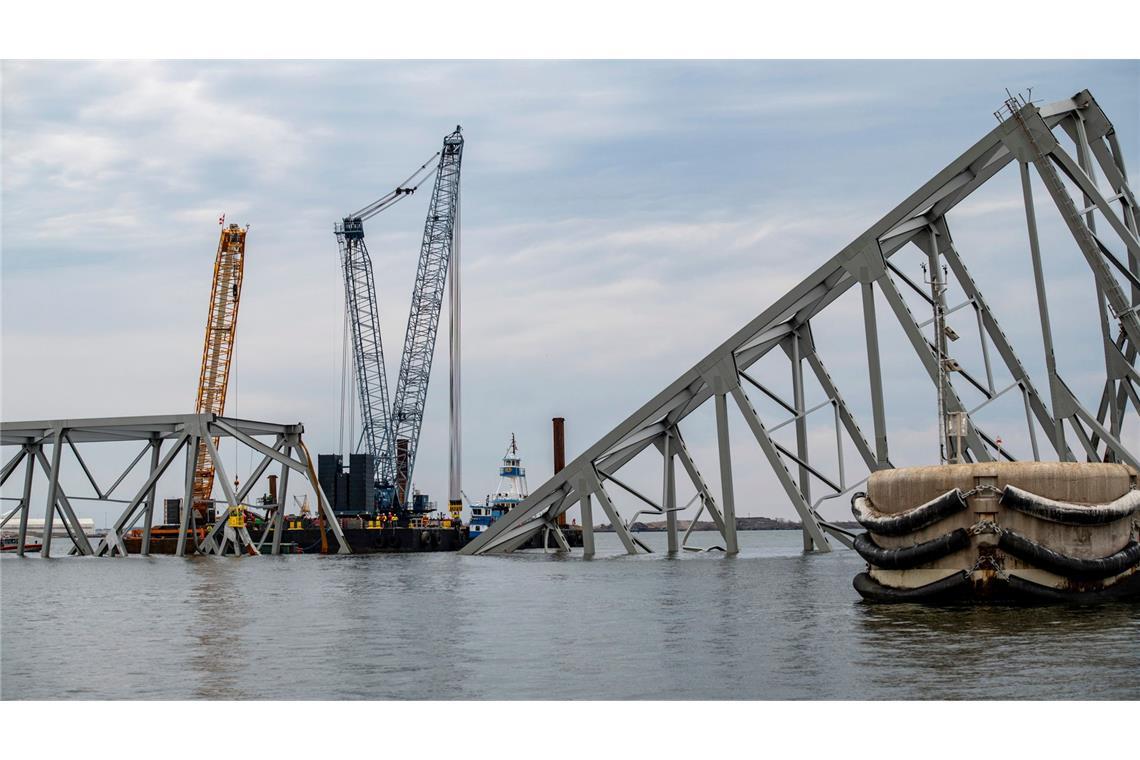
[3, 60, 1139, 530]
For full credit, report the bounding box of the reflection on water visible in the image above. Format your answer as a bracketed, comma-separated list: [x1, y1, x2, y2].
[852, 599, 1140, 699]
[187, 559, 249, 699]
[2, 531, 1137, 699]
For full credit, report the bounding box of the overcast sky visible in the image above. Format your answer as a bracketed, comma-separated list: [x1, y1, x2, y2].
[3, 60, 1138, 529]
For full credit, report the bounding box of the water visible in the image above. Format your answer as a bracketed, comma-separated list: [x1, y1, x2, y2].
[2, 531, 1138, 700]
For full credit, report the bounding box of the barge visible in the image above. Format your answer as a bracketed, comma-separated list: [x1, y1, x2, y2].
[123, 518, 467, 555]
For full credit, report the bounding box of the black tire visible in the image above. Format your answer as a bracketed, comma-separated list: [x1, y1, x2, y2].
[853, 570, 972, 603]
[851, 490, 968, 536]
[853, 528, 971, 570]
[998, 532, 1140, 581]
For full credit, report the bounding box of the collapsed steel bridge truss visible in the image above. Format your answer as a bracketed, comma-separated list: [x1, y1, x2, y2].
[463, 88, 1140, 556]
[0, 414, 350, 556]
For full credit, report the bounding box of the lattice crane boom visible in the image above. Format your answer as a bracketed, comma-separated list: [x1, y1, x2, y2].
[191, 223, 247, 517]
[336, 221, 396, 480]
[335, 152, 441, 486]
[391, 127, 464, 495]
[336, 127, 463, 504]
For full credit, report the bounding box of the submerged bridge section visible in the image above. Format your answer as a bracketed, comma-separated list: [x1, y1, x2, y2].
[463, 89, 1140, 556]
[0, 414, 349, 556]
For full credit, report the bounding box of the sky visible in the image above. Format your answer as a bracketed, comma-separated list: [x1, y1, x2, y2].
[2, 60, 1139, 530]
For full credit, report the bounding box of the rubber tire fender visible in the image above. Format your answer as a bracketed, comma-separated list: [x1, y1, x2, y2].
[998, 531, 1140, 581]
[1005, 571, 1140, 602]
[853, 528, 971, 570]
[851, 489, 968, 536]
[1000, 485, 1140, 526]
[852, 570, 971, 603]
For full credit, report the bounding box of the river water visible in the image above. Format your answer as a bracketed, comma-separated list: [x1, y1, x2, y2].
[2, 531, 1137, 700]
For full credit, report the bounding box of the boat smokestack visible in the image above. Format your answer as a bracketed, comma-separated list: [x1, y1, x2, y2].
[552, 417, 565, 473]
[553, 417, 566, 526]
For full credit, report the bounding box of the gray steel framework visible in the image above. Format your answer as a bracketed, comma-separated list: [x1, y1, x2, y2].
[335, 150, 441, 484]
[335, 127, 464, 499]
[0, 414, 350, 556]
[463, 89, 1140, 557]
[391, 128, 464, 493]
[337, 220, 397, 483]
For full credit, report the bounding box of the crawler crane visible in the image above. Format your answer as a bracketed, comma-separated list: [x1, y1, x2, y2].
[335, 127, 464, 513]
[191, 221, 247, 522]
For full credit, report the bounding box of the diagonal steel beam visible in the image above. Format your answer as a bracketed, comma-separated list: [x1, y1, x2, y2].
[1003, 105, 1140, 351]
[64, 433, 103, 499]
[876, 269, 993, 461]
[460, 92, 1117, 557]
[802, 348, 882, 472]
[671, 428, 728, 539]
[103, 442, 155, 500]
[1061, 381, 1139, 469]
[95, 432, 189, 556]
[34, 444, 95, 556]
[926, 218, 1071, 460]
[590, 468, 639, 555]
[0, 446, 27, 488]
[729, 385, 830, 552]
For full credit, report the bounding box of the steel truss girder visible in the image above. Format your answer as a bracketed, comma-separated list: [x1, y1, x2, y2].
[391, 130, 464, 492]
[462, 89, 1140, 557]
[0, 413, 350, 557]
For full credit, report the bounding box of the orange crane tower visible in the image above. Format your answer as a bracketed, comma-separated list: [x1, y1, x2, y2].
[191, 222, 247, 519]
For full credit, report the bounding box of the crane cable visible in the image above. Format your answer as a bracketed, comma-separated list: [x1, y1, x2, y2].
[338, 302, 350, 456]
[338, 149, 442, 458]
[350, 152, 442, 221]
[229, 344, 253, 504]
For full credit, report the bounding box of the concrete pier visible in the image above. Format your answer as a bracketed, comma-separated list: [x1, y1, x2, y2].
[853, 462, 1140, 601]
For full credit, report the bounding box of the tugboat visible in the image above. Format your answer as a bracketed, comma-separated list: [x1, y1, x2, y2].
[469, 434, 529, 538]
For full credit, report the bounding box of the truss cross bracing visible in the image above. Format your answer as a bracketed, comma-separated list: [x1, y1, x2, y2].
[0, 414, 350, 557]
[462, 88, 1140, 557]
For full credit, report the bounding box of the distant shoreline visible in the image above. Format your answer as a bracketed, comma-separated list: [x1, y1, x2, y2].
[593, 517, 859, 533]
